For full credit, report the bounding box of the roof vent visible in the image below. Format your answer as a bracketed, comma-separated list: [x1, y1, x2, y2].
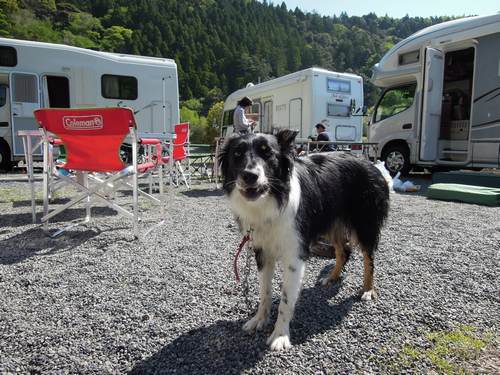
[246, 82, 254, 88]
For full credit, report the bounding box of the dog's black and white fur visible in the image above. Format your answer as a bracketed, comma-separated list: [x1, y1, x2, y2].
[219, 130, 389, 351]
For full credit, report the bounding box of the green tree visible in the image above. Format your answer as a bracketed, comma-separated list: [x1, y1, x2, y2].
[101, 25, 132, 52]
[206, 101, 224, 143]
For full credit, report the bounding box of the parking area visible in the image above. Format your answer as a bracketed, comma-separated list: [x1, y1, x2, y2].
[0, 174, 498, 374]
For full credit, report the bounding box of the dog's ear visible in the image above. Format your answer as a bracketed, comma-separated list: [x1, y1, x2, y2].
[276, 129, 298, 152]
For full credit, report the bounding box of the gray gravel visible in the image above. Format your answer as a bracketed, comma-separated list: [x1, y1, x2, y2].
[0, 174, 499, 374]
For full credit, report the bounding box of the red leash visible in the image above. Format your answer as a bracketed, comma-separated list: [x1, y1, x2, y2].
[233, 233, 251, 282]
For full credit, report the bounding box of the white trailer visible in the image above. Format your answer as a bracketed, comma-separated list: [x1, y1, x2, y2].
[369, 13, 500, 175]
[0, 37, 180, 170]
[221, 67, 364, 143]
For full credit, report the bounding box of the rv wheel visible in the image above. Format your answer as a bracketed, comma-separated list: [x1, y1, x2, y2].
[0, 139, 13, 172]
[382, 144, 410, 176]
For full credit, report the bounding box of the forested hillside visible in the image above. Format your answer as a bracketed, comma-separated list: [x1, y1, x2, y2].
[0, 0, 454, 140]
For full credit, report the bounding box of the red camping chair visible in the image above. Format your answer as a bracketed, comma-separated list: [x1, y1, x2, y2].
[34, 107, 164, 238]
[162, 122, 191, 188]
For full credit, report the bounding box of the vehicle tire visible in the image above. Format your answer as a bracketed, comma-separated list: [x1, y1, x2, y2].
[0, 139, 13, 172]
[382, 144, 411, 176]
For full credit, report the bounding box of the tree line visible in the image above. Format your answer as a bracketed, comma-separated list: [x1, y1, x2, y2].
[0, 0, 455, 142]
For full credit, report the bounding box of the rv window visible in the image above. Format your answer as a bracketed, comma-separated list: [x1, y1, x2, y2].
[101, 74, 138, 100]
[374, 83, 416, 123]
[223, 110, 235, 127]
[327, 78, 351, 93]
[0, 46, 17, 67]
[399, 50, 420, 65]
[327, 103, 350, 117]
[46, 76, 70, 108]
[0, 86, 6, 107]
[12, 74, 38, 103]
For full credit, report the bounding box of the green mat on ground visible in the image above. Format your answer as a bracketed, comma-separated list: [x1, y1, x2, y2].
[432, 172, 500, 188]
[427, 183, 500, 206]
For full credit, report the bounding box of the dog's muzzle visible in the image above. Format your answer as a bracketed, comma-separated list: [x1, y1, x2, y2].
[238, 170, 268, 201]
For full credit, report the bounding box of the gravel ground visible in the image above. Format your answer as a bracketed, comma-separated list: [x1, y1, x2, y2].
[0, 173, 498, 374]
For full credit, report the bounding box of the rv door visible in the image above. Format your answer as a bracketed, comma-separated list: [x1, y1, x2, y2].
[420, 47, 444, 161]
[9, 73, 41, 156]
[263, 100, 273, 133]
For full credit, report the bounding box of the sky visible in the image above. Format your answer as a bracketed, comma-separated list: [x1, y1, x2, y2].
[279, 0, 499, 18]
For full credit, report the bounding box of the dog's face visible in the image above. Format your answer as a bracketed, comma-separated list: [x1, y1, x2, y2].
[219, 129, 298, 205]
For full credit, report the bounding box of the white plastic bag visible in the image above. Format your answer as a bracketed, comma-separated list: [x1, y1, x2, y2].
[392, 172, 420, 192]
[392, 171, 403, 191]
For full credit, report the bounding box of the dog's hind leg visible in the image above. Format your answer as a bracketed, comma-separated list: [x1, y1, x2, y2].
[243, 248, 276, 332]
[361, 247, 377, 301]
[267, 254, 305, 351]
[321, 224, 352, 286]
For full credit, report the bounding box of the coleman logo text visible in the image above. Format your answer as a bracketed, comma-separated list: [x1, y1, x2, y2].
[62, 115, 104, 130]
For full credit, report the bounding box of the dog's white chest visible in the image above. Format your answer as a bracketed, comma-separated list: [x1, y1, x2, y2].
[230, 171, 302, 258]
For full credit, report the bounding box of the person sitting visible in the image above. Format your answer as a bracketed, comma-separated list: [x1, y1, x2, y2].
[233, 96, 256, 135]
[314, 123, 335, 152]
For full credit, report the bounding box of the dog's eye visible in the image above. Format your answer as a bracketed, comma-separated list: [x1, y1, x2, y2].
[260, 144, 268, 152]
[234, 150, 242, 157]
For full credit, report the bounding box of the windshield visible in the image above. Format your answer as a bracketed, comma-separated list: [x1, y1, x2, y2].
[374, 83, 416, 122]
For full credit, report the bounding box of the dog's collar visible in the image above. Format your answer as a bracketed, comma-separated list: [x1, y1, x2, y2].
[233, 229, 253, 283]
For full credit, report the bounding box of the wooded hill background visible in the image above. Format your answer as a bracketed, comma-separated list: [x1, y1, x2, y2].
[0, 0, 456, 142]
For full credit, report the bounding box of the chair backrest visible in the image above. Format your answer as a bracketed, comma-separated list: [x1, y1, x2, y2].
[34, 107, 136, 172]
[172, 122, 189, 161]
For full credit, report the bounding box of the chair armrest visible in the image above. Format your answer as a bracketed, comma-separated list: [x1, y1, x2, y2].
[48, 137, 63, 146]
[139, 138, 162, 145]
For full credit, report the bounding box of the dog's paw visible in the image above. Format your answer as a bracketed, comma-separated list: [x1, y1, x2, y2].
[266, 331, 292, 351]
[361, 289, 377, 301]
[320, 276, 332, 286]
[320, 275, 339, 286]
[243, 314, 268, 332]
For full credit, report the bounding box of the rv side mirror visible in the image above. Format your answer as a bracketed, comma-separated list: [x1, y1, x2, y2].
[362, 105, 368, 116]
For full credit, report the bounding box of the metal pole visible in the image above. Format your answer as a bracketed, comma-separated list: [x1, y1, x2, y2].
[162, 77, 166, 133]
[131, 129, 139, 239]
[42, 133, 49, 232]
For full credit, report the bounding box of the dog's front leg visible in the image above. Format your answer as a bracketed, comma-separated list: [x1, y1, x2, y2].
[267, 256, 305, 351]
[243, 248, 275, 332]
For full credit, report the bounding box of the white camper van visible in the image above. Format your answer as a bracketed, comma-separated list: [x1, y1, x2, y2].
[369, 13, 500, 175]
[0, 37, 180, 170]
[222, 67, 364, 143]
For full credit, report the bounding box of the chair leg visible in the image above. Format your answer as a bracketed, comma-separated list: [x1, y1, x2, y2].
[42, 140, 50, 232]
[132, 141, 139, 239]
[176, 161, 190, 189]
[159, 164, 164, 216]
[83, 172, 91, 222]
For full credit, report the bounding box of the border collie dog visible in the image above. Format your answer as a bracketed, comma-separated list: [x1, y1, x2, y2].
[219, 130, 389, 351]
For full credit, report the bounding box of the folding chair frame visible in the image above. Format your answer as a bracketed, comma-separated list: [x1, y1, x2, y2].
[38, 112, 164, 239]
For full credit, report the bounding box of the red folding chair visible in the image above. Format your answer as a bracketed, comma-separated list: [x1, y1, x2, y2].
[34, 107, 164, 238]
[162, 122, 191, 188]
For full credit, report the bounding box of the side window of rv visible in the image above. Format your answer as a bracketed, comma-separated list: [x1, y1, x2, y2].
[399, 50, 420, 65]
[327, 78, 351, 93]
[101, 74, 138, 100]
[0, 86, 6, 107]
[0, 46, 17, 67]
[375, 83, 416, 123]
[327, 103, 350, 117]
[223, 110, 235, 126]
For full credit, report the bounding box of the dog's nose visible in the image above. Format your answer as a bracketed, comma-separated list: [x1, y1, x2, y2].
[241, 170, 259, 185]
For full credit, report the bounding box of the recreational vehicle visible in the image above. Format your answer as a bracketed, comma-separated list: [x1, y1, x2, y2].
[0, 37, 180, 170]
[221, 67, 364, 143]
[369, 13, 500, 175]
